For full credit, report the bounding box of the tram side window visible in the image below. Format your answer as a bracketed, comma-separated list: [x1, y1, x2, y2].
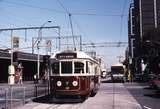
[74, 62, 84, 73]
[52, 62, 59, 74]
[86, 61, 89, 73]
[89, 62, 93, 74]
[61, 61, 72, 74]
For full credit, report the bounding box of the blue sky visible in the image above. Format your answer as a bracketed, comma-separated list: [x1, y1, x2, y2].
[0, 0, 132, 68]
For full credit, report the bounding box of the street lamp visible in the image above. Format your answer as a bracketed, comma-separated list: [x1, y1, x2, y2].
[37, 21, 52, 82]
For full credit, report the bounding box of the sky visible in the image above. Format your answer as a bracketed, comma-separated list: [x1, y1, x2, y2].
[0, 0, 132, 69]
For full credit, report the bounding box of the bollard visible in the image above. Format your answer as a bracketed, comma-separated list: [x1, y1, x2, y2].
[23, 87, 26, 105]
[10, 86, 12, 109]
[5, 88, 8, 109]
[35, 84, 38, 97]
[45, 84, 47, 96]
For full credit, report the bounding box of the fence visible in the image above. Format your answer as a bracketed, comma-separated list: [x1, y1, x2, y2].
[0, 82, 48, 109]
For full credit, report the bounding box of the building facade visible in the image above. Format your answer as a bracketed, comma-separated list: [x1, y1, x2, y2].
[128, 0, 160, 80]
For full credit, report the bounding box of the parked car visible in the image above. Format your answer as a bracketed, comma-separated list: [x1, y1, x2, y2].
[149, 74, 160, 89]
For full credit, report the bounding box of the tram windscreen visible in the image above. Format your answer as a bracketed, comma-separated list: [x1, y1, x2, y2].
[111, 66, 124, 74]
[74, 62, 84, 73]
[52, 62, 59, 74]
[61, 61, 72, 74]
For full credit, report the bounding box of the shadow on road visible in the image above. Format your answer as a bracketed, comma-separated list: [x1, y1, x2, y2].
[33, 94, 86, 104]
[144, 93, 160, 98]
[125, 83, 160, 109]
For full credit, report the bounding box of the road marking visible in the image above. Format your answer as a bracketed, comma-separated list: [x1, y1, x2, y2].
[143, 106, 152, 109]
[116, 99, 142, 108]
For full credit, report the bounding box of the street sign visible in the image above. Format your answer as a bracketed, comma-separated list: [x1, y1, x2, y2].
[13, 37, 19, 48]
[8, 65, 15, 75]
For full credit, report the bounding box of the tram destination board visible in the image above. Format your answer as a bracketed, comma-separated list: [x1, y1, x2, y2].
[56, 53, 77, 59]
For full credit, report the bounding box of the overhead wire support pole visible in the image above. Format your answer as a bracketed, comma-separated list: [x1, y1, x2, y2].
[0, 26, 60, 54]
[0, 26, 60, 31]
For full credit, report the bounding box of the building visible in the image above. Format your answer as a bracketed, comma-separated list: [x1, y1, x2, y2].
[128, 0, 160, 80]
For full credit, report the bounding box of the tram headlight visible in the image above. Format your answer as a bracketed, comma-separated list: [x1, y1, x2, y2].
[57, 81, 62, 87]
[72, 81, 78, 87]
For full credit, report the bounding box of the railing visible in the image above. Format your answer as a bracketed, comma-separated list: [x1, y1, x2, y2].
[0, 82, 48, 109]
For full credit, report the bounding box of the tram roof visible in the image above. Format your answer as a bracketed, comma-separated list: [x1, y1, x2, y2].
[51, 49, 95, 60]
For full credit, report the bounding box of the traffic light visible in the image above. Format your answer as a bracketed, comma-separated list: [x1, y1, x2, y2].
[43, 55, 50, 66]
[13, 52, 18, 63]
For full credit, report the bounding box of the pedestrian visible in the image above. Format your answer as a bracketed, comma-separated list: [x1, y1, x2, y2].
[17, 63, 23, 84]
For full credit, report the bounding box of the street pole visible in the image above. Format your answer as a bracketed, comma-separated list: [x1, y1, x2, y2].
[37, 42, 40, 80]
[37, 21, 52, 82]
[11, 30, 13, 65]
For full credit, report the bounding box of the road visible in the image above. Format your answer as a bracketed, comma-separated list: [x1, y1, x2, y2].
[15, 80, 160, 109]
[0, 80, 159, 109]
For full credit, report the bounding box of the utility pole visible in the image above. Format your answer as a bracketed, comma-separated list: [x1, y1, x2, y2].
[37, 21, 52, 82]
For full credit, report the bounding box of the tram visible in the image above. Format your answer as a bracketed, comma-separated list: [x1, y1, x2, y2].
[49, 50, 101, 98]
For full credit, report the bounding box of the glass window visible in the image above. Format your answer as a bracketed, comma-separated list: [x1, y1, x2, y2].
[86, 61, 88, 73]
[74, 62, 84, 73]
[111, 66, 124, 74]
[52, 62, 59, 74]
[61, 61, 72, 74]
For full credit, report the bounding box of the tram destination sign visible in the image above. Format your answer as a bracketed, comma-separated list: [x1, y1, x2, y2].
[56, 53, 77, 59]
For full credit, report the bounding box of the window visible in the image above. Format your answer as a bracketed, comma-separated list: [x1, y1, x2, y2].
[86, 61, 89, 73]
[74, 62, 84, 73]
[61, 61, 72, 74]
[52, 62, 59, 74]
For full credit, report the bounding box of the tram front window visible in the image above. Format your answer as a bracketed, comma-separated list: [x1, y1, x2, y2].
[74, 62, 84, 73]
[61, 61, 72, 74]
[52, 62, 59, 74]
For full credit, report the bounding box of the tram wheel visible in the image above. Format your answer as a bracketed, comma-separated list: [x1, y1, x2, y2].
[80, 95, 87, 100]
[90, 90, 97, 97]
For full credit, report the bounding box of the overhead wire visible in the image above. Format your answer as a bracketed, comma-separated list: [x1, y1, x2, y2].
[119, 0, 127, 41]
[1, 0, 66, 14]
[0, 0, 129, 54]
[71, 16, 95, 51]
[72, 12, 124, 17]
[1, 0, 126, 18]
[56, 0, 76, 50]
[0, 10, 33, 27]
[56, 0, 70, 14]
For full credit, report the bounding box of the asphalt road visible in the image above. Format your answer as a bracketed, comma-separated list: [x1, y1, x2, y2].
[124, 82, 160, 109]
